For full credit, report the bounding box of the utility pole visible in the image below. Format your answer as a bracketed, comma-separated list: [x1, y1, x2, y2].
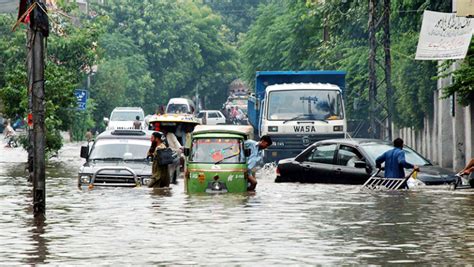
[383, 0, 393, 140]
[27, 30, 34, 183]
[368, 0, 378, 139]
[27, 0, 49, 218]
[368, 0, 392, 140]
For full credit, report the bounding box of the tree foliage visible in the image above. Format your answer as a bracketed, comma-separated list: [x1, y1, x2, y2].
[0, 9, 102, 154]
[92, 0, 239, 116]
[442, 39, 474, 106]
[240, 0, 453, 129]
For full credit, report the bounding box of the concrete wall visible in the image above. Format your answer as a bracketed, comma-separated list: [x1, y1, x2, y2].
[395, 70, 473, 171]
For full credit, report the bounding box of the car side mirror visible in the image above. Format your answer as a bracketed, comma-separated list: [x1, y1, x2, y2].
[244, 148, 251, 157]
[80, 145, 89, 159]
[354, 161, 366, 169]
[184, 147, 190, 157]
[103, 117, 109, 125]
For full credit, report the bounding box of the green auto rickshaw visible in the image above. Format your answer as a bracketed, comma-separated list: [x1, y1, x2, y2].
[184, 126, 253, 193]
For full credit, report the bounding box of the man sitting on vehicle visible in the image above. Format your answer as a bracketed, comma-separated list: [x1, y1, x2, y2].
[376, 138, 419, 178]
[245, 135, 272, 191]
[133, 116, 142, 129]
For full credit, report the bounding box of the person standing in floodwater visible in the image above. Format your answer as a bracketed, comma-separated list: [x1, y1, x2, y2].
[147, 132, 170, 188]
[245, 135, 272, 191]
[376, 138, 419, 178]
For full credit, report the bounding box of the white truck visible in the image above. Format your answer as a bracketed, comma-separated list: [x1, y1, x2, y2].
[247, 71, 347, 163]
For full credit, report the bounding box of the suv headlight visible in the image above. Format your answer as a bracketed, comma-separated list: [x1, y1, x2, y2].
[142, 176, 152, 186]
[80, 175, 91, 184]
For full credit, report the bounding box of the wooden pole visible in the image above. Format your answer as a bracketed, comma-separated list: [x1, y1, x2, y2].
[30, 0, 47, 218]
[27, 29, 34, 183]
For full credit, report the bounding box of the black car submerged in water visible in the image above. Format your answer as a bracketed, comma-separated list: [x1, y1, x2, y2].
[275, 139, 457, 185]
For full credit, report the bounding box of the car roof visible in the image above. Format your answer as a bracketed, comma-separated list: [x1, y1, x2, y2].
[95, 129, 152, 140]
[112, 107, 144, 111]
[199, 110, 220, 113]
[314, 138, 391, 147]
[167, 98, 194, 105]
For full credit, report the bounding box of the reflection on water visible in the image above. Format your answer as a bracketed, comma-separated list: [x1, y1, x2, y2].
[1, 143, 474, 264]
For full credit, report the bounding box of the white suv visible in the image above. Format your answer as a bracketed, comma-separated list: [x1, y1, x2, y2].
[197, 110, 226, 125]
[105, 107, 145, 130]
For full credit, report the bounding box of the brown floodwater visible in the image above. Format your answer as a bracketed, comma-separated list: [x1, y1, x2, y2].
[1, 142, 474, 265]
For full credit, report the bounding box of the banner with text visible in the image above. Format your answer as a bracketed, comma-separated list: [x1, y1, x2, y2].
[415, 10, 473, 60]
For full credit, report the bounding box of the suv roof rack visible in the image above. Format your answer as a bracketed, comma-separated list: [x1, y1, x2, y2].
[111, 129, 146, 136]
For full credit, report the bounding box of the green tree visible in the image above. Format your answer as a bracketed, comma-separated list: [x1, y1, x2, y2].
[240, 0, 452, 129]
[95, 1, 239, 111]
[0, 8, 103, 154]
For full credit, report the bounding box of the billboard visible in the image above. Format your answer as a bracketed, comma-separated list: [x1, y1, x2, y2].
[415, 10, 473, 60]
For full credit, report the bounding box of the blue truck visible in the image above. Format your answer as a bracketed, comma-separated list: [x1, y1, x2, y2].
[247, 71, 347, 163]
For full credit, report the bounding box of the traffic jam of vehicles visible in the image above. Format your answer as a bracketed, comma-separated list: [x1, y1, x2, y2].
[78, 71, 467, 193]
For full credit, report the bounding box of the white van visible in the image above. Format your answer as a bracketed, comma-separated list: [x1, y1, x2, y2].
[104, 107, 145, 130]
[165, 98, 195, 114]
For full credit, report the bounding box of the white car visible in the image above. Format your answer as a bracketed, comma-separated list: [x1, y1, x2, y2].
[197, 110, 226, 125]
[104, 107, 145, 130]
[166, 98, 196, 114]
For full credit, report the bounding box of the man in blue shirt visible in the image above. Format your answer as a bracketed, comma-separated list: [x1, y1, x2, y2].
[376, 138, 419, 178]
[245, 135, 272, 191]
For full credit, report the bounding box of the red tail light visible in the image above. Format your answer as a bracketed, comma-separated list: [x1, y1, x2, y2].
[276, 166, 280, 176]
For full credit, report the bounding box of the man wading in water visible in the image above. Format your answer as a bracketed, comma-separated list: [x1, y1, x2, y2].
[245, 135, 272, 191]
[376, 138, 419, 180]
[147, 132, 170, 188]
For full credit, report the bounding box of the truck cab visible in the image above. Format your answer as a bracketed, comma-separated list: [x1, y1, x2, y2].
[248, 71, 347, 163]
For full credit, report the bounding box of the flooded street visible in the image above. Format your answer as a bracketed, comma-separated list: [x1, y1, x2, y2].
[2, 142, 474, 265]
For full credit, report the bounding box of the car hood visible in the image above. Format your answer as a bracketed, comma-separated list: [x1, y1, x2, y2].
[79, 161, 152, 176]
[413, 165, 456, 185]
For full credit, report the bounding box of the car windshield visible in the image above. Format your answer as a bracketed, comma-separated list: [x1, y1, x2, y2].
[190, 138, 244, 163]
[110, 111, 143, 121]
[167, 104, 190, 114]
[197, 112, 205, 118]
[361, 143, 431, 166]
[267, 89, 343, 121]
[89, 139, 150, 160]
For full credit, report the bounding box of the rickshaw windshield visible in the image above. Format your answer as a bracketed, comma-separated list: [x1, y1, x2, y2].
[190, 138, 244, 164]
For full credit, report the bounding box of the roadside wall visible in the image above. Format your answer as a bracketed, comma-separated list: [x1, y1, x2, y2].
[394, 70, 474, 171]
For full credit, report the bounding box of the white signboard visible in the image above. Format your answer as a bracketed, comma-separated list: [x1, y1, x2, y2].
[415, 10, 473, 60]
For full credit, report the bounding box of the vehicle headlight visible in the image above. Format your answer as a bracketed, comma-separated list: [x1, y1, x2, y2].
[80, 175, 91, 184]
[333, 125, 344, 132]
[142, 176, 152, 186]
[268, 126, 278, 132]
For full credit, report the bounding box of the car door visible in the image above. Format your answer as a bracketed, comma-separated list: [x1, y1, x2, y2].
[334, 145, 370, 184]
[216, 111, 226, 124]
[298, 143, 337, 183]
[207, 112, 219, 125]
